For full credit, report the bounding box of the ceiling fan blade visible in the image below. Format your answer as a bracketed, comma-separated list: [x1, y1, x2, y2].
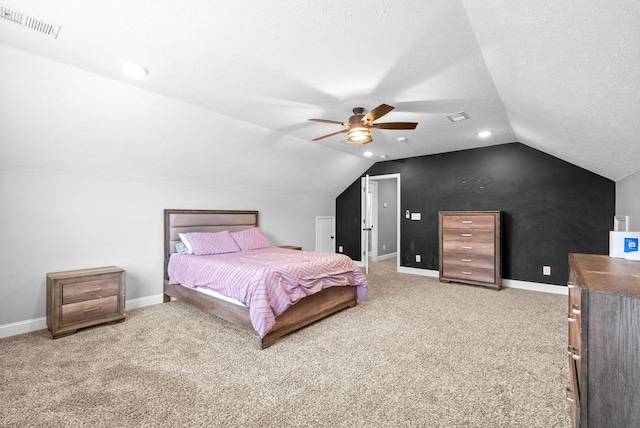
[312, 129, 348, 141]
[308, 118, 348, 126]
[363, 104, 395, 124]
[371, 122, 418, 130]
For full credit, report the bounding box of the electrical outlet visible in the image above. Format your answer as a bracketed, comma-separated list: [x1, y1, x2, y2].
[338, 246, 343, 253]
[543, 265, 551, 276]
[416, 255, 421, 263]
[383, 244, 386, 250]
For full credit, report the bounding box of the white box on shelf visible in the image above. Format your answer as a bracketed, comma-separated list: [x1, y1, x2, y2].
[609, 231, 640, 261]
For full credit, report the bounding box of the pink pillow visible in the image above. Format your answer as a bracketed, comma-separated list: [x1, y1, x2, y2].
[231, 227, 271, 250]
[179, 231, 241, 255]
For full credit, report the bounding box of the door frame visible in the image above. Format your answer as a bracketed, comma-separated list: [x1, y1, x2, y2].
[315, 216, 335, 252]
[361, 173, 401, 271]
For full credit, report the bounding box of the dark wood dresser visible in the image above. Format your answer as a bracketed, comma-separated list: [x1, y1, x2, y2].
[567, 253, 640, 427]
[46, 266, 126, 338]
[439, 211, 501, 290]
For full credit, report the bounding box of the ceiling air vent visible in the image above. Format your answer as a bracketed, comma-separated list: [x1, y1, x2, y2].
[1, 5, 61, 39]
[446, 111, 470, 122]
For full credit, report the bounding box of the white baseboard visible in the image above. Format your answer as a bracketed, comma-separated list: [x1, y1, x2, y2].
[0, 294, 166, 339]
[0, 317, 48, 339]
[396, 266, 567, 294]
[502, 278, 568, 295]
[126, 293, 166, 310]
[397, 266, 440, 277]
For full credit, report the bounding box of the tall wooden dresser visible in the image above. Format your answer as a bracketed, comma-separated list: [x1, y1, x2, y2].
[439, 211, 501, 290]
[567, 253, 640, 427]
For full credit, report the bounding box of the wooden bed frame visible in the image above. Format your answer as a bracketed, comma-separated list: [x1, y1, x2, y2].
[163, 209, 358, 349]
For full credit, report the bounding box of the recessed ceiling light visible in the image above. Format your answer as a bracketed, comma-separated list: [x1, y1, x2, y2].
[122, 62, 148, 79]
[363, 151, 373, 157]
[478, 131, 492, 138]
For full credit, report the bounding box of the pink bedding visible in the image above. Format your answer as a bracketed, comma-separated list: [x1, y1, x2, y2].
[168, 247, 367, 337]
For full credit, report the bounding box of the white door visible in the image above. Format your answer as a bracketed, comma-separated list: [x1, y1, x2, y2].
[315, 216, 335, 253]
[369, 181, 379, 260]
[361, 175, 373, 274]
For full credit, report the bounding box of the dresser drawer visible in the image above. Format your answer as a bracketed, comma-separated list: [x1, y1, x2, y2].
[62, 295, 119, 325]
[442, 254, 495, 270]
[62, 277, 120, 304]
[442, 228, 494, 243]
[442, 215, 495, 230]
[442, 265, 496, 284]
[442, 239, 495, 255]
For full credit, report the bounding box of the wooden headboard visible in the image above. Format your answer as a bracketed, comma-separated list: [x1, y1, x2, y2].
[163, 209, 259, 279]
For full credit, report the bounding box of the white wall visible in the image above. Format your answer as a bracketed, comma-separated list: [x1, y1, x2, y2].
[616, 170, 640, 231]
[0, 168, 332, 328]
[0, 46, 371, 335]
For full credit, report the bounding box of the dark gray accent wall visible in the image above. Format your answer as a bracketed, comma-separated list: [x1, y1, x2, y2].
[335, 143, 615, 285]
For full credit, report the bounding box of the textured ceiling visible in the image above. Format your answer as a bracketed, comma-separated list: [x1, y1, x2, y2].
[1, 0, 638, 181]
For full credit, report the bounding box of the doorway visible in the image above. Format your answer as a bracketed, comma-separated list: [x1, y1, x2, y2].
[361, 173, 400, 272]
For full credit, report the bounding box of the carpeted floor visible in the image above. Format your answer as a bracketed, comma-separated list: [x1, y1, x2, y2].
[0, 258, 571, 427]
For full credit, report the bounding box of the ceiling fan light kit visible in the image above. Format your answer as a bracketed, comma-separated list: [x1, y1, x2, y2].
[348, 126, 372, 144]
[309, 104, 418, 144]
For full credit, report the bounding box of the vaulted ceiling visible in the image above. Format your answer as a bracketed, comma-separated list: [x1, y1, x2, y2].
[1, 1, 638, 190]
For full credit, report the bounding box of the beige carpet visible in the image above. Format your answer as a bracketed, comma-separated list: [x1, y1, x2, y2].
[0, 258, 571, 427]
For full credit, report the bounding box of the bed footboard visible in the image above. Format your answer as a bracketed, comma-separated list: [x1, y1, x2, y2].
[164, 280, 357, 349]
[261, 285, 357, 349]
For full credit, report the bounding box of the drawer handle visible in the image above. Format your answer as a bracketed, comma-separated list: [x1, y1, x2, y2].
[83, 306, 102, 313]
[462, 271, 473, 275]
[462, 220, 473, 224]
[462, 233, 472, 237]
[567, 346, 581, 361]
[83, 288, 102, 293]
[567, 282, 576, 288]
[568, 317, 575, 323]
[462, 259, 472, 262]
[572, 308, 581, 316]
[462, 246, 472, 249]
[566, 388, 575, 403]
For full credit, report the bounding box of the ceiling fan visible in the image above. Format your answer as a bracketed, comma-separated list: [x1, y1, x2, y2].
[308, 104, 418, 144]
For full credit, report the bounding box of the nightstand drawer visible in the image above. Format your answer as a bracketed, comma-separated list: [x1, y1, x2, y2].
[62, 278, 120, 304]
[62, 295, 119, 325]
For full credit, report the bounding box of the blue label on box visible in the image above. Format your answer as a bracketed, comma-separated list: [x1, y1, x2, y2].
[624, 238, 639, 253]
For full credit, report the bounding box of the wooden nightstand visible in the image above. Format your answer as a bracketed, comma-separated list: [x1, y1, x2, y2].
[46, 266, 126, 338]
[279, 245, 302, 250]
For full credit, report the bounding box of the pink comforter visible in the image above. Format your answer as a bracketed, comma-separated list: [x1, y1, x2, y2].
[168, 247, 367, 338]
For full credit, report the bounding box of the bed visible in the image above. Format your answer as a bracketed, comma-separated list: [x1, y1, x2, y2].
[163, 209, 367, 349]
